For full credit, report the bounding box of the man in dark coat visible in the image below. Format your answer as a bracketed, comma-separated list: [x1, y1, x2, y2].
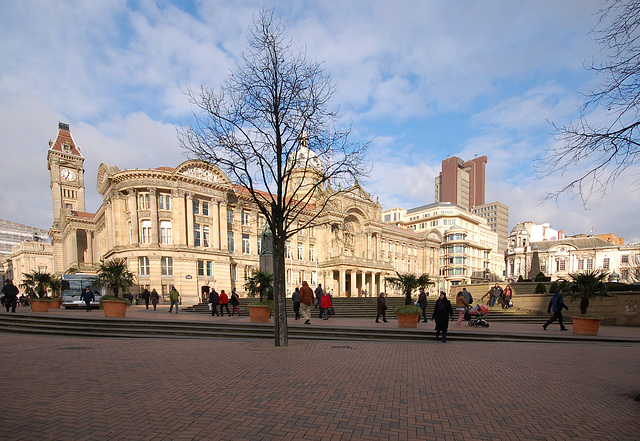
[417, 287, 428, 323]
[431, 291, 453, 343]
[543, 290, 569, 331]
[141, 289, 151, 309]
[209, 288, 220, 317]
[2, 280, 19, 313]
[483, 283, 503, 307]
[315, 283, 324, 318]
[376, 292, 388, 323]
[80, 286, 95, 312]
[299, 281, 314, 325]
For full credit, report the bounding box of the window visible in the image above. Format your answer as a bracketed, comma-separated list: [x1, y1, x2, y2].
[309, 245, 316, 262]
[161, 257, 173, 276]
[242, 234, 250, 254]
[227, 208, 234, 224]
[230, 263, 237, 282]
[139, 257, 149, 276]
[228, 231, 235, 252]
[622, 269, 629, 280]
[203, 226, 210, 247]
[257, 216, 265, 230]
[197, 260, 205, 276]
[621, 255, 629, 264]
[158, 194, 171, 210]
[160, 221, 172, 244]
[139, 193, 150, 210]
[206, 261, 213, 277]
[193, 224, 201, 247]
[257, 238, 262, 255]
[242, 211, 250, 226]
[202, 202, 209, 216]
[298, 270, 304, 285]
[244, 266, 252, 282]
[140, 220, 151, 244]
[558, 260, 566, 271]
[285, 241, 292, 259]
[309, 226, 315, 238]
[586, 259, 593, 271]
[603, 258, 610, 270]
[298, 243, 304, 260]
[311, 271, 317, 286]
[578, 259, 584, 270]
[193, 199, 200, 215]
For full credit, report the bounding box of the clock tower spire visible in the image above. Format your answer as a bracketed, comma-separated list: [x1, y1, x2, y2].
[47, 122, 86, 226]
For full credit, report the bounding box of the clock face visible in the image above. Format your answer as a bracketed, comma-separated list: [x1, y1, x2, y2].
[61, 169, 77, 181]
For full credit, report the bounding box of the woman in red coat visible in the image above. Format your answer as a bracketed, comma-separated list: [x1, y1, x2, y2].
[320, 291, 332, 320]
[219, 290, 230, 316]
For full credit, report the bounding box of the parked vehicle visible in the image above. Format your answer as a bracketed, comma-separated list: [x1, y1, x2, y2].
[61, 274, 101, 309]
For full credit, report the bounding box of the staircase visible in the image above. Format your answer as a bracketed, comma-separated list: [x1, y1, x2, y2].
[182, 297, 549, 323]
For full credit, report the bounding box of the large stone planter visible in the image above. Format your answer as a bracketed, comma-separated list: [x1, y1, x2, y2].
[102, 300, 128, 317]
[572, 316, 603, 336]
[49, 299, 61, 309]
[248, 305, 270, 323]
[30, 299, 49, 312]
[397, 314, 419, 328]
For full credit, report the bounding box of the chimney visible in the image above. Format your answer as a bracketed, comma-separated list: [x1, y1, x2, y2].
[58, 122, 70, 131]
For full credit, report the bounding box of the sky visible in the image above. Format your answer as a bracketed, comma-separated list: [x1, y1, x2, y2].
[1, 0, 639, 243]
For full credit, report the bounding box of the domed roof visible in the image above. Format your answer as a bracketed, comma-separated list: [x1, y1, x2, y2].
[286, 132, 322, 172]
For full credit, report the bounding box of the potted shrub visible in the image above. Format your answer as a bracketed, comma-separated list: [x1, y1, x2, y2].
[566, 270, 615, 336]
[95, 258, 134, 317]
[395, 304, 422, 328]
[21, 271, 61, 312]
[535, 283, 547, 294]
[385, 272, 434, 305]
[245, 270, 274, 323]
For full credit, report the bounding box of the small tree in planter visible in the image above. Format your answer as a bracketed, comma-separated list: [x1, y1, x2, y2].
[535, 283, 547, 294]
[20, 271, 60, 299]
[566, 269, 615, 335]
[394, 304, 423, 328]
[244, 270, 274, 322]
[95, 258, 133, 316]
[385, 272, 434, 305]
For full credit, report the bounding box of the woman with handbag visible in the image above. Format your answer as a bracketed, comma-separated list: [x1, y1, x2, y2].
[320, 291, 332, 320]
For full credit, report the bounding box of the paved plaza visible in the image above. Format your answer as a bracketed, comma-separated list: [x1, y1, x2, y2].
[1, 310, 639, 441]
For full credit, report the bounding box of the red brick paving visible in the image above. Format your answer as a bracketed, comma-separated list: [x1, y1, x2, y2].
[1, 330, 639, 440]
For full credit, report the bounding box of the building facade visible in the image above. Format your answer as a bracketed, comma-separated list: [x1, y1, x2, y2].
[472, 201, 509, 256]
[434, 155, 487, 211]
[505, 221, 640, 283]
[47, 123, 444, 305]
[382, 202, 505, 289]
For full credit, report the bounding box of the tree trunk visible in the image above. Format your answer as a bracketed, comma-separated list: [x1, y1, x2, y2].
[272, 234, 288, 347]
[580, 297, 589, 315]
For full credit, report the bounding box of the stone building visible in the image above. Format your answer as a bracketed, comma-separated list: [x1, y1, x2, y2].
[505, 221, 640, 282]
[47, 123, 443, 305]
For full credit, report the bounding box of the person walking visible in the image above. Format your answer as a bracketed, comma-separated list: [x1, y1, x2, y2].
[209, 288, 220, 317]
[483, 283, 503, 307]
[219, 290, 231, 316]
[168, 286, 180, 313]
[320, 290, 332, 320]
[503, 285, 513, 309]
[315, 283, 324, 318]
[417, 287, 428, 323]
[80, 286, 95, 312]
[292, 287, 301, 320]
[543, 289, 569, 331]
[455, 291, 470, 326]
[462, 287, 473, 305]
[230, 288, 241, 316]
[142, 288, 151, 309]
[2, 280, 19, 313]
[432, 291, 454, 343]
[299, 281, 314, 325]
[376, 292, 388, 323]
[150, 289, 160, 311]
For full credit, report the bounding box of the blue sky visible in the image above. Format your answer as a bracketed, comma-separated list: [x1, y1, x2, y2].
[1, 0, 639, 243]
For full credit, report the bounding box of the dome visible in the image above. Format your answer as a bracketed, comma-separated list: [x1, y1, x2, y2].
[286, 144, 322, 172]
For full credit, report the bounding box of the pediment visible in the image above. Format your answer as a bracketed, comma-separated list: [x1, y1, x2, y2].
[174, 160, 231, 185]
[345, 181, 374, 204]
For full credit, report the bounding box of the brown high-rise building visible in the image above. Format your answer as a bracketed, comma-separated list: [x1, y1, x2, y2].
[434, 155, 487, 211]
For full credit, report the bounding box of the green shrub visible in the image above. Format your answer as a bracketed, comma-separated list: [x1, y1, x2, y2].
[100, 295, 131, 307]
[395, 305, 422, 316]
[534, 272, 551, 282]
[535, 283, 547, 294]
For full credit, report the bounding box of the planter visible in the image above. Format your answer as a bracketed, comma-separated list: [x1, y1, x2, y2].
[49, 299, 61, 309]
[102, 300, 128, 317]
[30, 299, 50, 312]
[572, 316, 603, 336]
[248, 305, 270, 323]
[397, 314, 419, 328]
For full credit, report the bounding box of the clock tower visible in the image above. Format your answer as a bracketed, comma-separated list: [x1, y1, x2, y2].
[47, 122, 86, 226]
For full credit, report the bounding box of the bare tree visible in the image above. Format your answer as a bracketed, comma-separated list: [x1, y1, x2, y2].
[178, 10, 368, 346]
[542, 0, 640, 202]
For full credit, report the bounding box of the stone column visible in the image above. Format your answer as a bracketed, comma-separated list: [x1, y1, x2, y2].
[211, 199, 220, 250]
[186, 193, 194, 247]
[350, 271, 356, 298]
[339, 269, 346, 297]
[173, 190, 187, 246]
[149, 188, 159, 245]
[128, 190, 138, 244]
[219, 201, 228, 251]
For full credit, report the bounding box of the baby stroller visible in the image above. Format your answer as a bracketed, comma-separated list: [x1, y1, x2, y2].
[465, 304, 489, 327]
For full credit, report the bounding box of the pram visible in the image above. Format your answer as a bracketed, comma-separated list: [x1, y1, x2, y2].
[465, 304, 489, 327]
